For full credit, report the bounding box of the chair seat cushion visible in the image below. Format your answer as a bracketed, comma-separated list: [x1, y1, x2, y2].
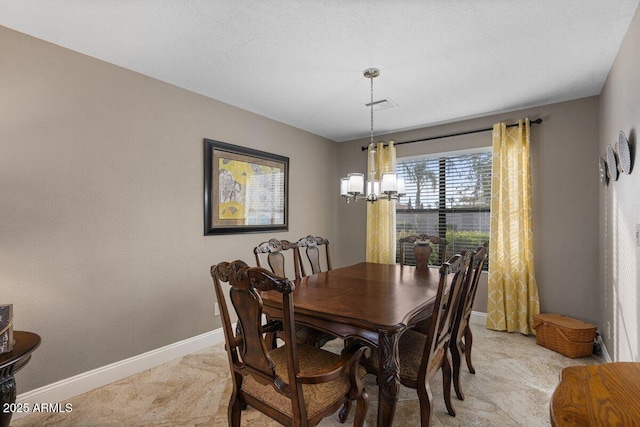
[241, 344, 366, 418]
[367, 329, 444, 382]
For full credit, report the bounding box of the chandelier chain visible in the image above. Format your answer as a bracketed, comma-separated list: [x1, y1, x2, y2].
[370, 73, 374, 147]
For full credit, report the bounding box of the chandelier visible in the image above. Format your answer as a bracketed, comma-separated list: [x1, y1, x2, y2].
[340, 68, 404, 203]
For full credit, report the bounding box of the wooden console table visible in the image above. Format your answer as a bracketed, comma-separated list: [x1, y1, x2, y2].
[550, 362, 640, 426]
[0, 331, 41, 427]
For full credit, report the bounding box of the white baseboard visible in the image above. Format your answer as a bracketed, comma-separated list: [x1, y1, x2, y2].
[469, 310, 487, 325]
[13, 328, 227, 420]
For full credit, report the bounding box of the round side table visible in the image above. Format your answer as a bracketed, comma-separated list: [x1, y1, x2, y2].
[0, 331, 41, 427]
[551, 362, 640, 426]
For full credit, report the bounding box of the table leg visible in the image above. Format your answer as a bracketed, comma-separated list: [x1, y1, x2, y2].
[0, 375, 17, 427]
[377, 330, 400, 426]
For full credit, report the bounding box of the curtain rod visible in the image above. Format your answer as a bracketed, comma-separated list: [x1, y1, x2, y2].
[360, 118, 543, 151]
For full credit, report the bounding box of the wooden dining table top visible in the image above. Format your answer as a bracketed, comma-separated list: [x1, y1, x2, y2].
[261, 261, 442, 340]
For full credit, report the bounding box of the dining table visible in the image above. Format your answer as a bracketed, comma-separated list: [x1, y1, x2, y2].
[261, 261, 442, 427]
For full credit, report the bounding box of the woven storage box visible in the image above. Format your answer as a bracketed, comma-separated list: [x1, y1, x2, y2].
[532, 313, 596, 358]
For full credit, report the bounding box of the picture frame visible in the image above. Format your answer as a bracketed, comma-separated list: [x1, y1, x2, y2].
[204, 139, 289, 235]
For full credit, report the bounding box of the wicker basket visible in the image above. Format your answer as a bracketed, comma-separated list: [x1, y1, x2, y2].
[532, 314, 596, 358]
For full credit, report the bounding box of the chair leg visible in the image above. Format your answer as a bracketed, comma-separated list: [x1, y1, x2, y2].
[354, 391, 369, 427]
[417, 382, 434, 427]
[464, 326, 475, 374]
[338, 401, 351, 423]
[441, 354, 456, 417]
[451, 338, 465, 401]
[228, 393, 242, 427]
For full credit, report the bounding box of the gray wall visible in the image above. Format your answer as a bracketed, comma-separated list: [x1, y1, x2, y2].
[0, 26, 338, 393]
[336, 97, 600, 323]
[598, 5, 640, 361]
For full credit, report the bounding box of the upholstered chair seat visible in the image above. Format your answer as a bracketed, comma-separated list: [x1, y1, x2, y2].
[366, 329, 445, 385]
[242, 344, 367, 419]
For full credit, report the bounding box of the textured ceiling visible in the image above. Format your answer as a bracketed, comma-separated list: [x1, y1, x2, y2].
[1, 1, 638, 142]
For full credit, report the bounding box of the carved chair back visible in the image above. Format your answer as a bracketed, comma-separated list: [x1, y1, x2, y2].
[296, 235, 332, 276]
[399, 234, 449, 268]
[374, 252, 471, 425]
[254, 238, 301, 280]
[451, 243, 489, 400]
[211, 260, 304, 420]
[420, 252, 471, 380]
[399, 252, 470, 425]
[254, 238, 335, 348]
[456, 243, 489, 339]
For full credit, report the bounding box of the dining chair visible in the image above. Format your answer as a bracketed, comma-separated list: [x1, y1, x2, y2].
[254, 238, 334, 348]
[363, 252, 471, 426]
[399, 234, 450, 337]
[211, 260, 370, 427]
[450, 243, 489, 401]
[297, 235, 332, 276]
[254, 238, 302, 281]
[399, 234, 449, 268]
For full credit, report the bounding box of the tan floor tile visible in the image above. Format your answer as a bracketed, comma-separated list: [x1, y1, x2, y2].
[13, 323, 603, 426]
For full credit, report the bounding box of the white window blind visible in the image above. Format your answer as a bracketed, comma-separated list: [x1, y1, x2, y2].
[396, 150, 492, 266]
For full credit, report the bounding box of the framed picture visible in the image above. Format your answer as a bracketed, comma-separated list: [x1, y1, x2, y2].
[204, 139, 289, 235]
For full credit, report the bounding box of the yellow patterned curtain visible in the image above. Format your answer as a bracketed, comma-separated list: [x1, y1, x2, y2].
[366, 141, 397, 264]
[486, 119, 540, 335]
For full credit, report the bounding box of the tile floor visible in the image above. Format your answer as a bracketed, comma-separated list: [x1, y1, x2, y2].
[11, 323, 601, 426]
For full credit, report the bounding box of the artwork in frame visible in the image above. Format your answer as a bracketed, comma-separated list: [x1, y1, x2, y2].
[204, 139, 289, 235]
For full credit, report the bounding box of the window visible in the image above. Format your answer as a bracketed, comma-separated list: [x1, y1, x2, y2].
[396, 149, 491, 267]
